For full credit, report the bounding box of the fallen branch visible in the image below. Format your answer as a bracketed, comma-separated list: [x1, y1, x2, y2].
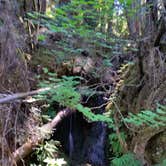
[13, 108, 73, 163]
[0, 86, 59, 104]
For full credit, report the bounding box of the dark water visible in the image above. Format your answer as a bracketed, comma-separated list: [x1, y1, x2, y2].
[81, 95, 107, 165]
[82, 121, 107, 166]
[54, 95, 107, 166]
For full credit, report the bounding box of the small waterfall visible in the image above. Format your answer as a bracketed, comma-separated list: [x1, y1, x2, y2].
[82, 121, 107, 166]
[69, 115, 74, 158]
[81, 95, 108, 166]
[53, 95, 108, 165]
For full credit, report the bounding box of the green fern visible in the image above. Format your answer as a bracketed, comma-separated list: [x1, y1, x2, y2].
[76, 104, 113, 124]
[38, 69, 113, 124]
[30, 140, 67, 166]
[111, 153, 142, 166]
[38, 70, 81, 108]
[109, 132, 127, 156]
[124, 104, 166, 128]
[51, 76, 81, 108]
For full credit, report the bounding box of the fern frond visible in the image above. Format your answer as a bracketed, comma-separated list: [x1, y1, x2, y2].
[124, 105, 166, 128]
[111, 153, 142, 166]
[76, 104, 113, 124]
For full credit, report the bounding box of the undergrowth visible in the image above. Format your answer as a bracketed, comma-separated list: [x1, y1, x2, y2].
[36, 67, 147, 166]
[30, 140, 67, 166]
[34, 67, 166, 166]
[25, 0, 165, 165]
[111, 153, 142, 166]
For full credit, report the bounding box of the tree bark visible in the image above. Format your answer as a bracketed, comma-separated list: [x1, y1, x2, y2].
[107, 1, 166, 164]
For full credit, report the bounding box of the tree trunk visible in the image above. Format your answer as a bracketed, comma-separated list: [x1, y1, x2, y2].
[0, 0, 46, 165]
[107, 0, 166, 164]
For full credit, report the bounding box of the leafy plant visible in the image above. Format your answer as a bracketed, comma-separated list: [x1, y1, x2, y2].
[38, 69, 113, 125]
[111, 153, 142, 166]
[31, 140, 66, 166]
[38, 69, 81, 108]
[43, 158, 67, 166]
[109, 132, 127, 156]
[50, 76, 81, 108]
[38, 34, 46, 41]
[76, 104, 113, 124]
[108, 105, 166, 165]
[26, 0, 137, 69]
[124, 104, 166, 128]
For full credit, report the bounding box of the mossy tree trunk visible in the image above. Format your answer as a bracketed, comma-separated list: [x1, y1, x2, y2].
[110, 0, 166, 165]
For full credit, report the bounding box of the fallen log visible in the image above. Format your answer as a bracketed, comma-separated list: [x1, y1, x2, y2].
[13, 108, 73, 163]
[0, 86, 59, 104]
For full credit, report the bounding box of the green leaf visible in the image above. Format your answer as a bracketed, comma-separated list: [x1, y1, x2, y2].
[43, 67, 49, 74]
[38, 34, 46, 41]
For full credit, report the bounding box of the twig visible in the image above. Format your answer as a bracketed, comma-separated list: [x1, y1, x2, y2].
[114, 112, 128, 153]
[112, 100, 138, 132]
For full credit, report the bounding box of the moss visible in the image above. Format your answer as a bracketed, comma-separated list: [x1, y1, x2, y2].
[146, 131, 166, 164]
